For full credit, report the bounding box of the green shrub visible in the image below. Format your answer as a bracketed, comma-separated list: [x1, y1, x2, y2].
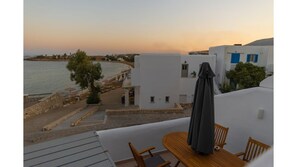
[86, 91, 101, 104]
[226, 62, 266, 89]
[220, 83, 233, 93]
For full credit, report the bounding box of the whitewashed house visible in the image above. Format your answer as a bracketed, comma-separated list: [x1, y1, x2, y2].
[131, 53, 216, 109]
[209, 45, 273, 86]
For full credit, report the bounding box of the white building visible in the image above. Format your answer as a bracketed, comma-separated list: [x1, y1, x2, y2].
[131, 53, 216, 109]
[209, 45, 273, 86]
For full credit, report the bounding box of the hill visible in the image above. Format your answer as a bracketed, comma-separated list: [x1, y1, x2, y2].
[245, 38, 273, 46]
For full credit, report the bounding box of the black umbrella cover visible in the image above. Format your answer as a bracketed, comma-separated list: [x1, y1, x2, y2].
[187, 62, 215, 154]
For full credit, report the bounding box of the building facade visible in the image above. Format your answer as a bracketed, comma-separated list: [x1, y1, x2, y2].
[209, 45, 273, 86]
[131, 54, 216, 109]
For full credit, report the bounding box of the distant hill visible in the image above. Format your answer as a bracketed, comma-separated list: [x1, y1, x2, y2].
[245, 38, 273, 46]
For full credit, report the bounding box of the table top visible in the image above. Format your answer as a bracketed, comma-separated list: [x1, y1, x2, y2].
[163, 132, 245, 167]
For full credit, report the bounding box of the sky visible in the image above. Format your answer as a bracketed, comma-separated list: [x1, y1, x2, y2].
[24, 0, 273, 55]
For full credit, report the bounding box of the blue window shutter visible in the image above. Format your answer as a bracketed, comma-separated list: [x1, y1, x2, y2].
[247, 54, 251, 62]
[254, 54, 258, 62]
[231, 53, 240, 63]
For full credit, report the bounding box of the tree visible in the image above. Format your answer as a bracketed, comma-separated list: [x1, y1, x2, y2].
[63, 53, 67, 59]
[226, 62, 266, 90]
[67, 49, 103, 104]
[36, 55, 44, 59]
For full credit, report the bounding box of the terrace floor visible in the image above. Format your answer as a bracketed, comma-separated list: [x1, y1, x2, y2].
[116, 151, 186, 167]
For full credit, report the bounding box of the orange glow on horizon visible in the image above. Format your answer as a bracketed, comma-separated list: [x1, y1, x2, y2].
[24, 0, 273, 55]
[25, 28, 272, 55]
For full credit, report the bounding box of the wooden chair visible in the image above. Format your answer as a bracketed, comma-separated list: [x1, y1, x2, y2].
[214, 123, 229, 148]
[128, 142, 171, 167]
[235, 137, 270, 162]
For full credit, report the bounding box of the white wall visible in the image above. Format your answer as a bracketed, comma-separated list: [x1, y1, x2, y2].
[209, 46, 226, 85]
[97, 118, 190, 162]
[179, 55, 216, 103]
[180, 55, 216, 78]
[132, 54, 216, 108]
[179, 78, 196, 102]
[131, 56, 140, 106]
[131, 57, 140, 86]
[131, 69, 140, 86]
[138, 54, 180, 109]
[214, 87, 273, 153]
[224, 46, 271, 70]
[264, 46, 274, 73]
[134, 86, 140, 106]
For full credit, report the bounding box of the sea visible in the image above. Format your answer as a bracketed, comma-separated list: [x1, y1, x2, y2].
[24, 61, 130, 95]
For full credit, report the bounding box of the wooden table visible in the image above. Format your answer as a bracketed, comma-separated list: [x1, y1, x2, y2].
[163, 132, 245, 167]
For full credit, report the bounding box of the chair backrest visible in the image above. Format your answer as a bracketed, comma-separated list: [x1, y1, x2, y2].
[214, 123, 229, 148]
[242, 137, 270, 162]
[128, 142, 146, 167]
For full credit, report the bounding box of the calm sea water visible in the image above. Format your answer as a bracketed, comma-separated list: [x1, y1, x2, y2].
[24, 61, 130, 94]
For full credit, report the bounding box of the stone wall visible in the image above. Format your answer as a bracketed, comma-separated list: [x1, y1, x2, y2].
[106, 103, 183, 115]
[24, 93, 64, 119]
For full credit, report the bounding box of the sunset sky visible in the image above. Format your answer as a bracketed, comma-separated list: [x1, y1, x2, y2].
[24, 0, 273, 55]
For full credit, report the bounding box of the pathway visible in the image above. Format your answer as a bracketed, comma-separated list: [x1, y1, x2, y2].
[53, 105, 98, 130]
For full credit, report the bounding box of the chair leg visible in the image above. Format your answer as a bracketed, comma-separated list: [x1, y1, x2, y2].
[174, 161, 180, 167]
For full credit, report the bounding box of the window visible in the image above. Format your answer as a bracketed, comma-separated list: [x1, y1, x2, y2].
[165, 96, 170, 103]
[181, 63, 188, 77]
[182, 64, 188, 70]
[231, 53, 240, 63]
[247, 54, 258, 63]
[150, 96, 155, 103]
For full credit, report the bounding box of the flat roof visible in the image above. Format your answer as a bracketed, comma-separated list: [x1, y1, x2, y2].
[24, 131, 116, 167]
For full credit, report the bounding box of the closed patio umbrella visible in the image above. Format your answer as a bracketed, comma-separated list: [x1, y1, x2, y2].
[187, 62, 215, 154]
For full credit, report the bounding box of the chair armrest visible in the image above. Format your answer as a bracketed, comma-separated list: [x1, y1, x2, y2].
[235, 152, 245, 157]
[157, 161, 171, 167]
[139, 146, 156, 157]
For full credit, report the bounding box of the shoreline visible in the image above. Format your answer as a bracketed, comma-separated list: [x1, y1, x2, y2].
[24, 59, 134, 67]
[24, 60, 132, 96]
[24, 68, 130, 96]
